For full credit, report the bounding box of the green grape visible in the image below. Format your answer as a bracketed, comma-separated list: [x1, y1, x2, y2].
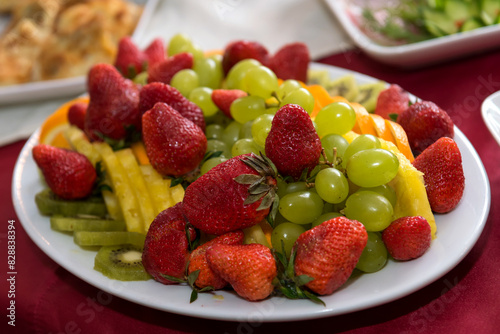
[356, 232, 388, 273]
[311, 212, 343, 228]
[285, 182, 311, 195]
[206, 139, 231, 158]
[205, 124, 224, 140]
[222, 121, 242, 147]
[225, 59, 261, 90]
[359, 184, 397, 208]
[280, 88, 315, 115]
[239, 120, 253, 139]
[321, 134, 349, 164]
[276, 178, 289, 198]
[167, 33, 193, 56]
[189, 87, 218, 117]
[193, 57, 223, 89]
[200, 157, 228, 175]
[170, 69, 199, 97]
[346, 148, 399, 188]
[241, 66, 279, 98]
[132, 71, 148, 85]
[251, 114, 273, 147]
[230, 96, 266, 124]
[271, 223, 306, 257]
[342, 134, 381, 168]
[276, 79, 302, 100]
[314, 167, 349, 204]
[266, 107, 279, 115]
[344, 190, 393, 232]
[231, 138, 261, 157]
[315, 101, 356, 137]
[279, 190, 324, 225]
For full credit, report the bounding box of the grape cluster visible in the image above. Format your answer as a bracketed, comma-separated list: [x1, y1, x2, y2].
[170, 35, 401, 274]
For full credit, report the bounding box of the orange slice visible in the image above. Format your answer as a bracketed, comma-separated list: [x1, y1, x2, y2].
[370, 114, 395, 142]
[349, 101, 368, 134]
[131, 141, 150, 165]
[385, 120, 414, 162]
[39, 96, 89, 148]
[356, 114, 377, 136]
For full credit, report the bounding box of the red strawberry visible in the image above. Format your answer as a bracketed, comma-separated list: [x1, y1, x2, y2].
[397, 101, 454, 154]
[211, 89, 247, 119]
[139, 82, 205, 132]
[269, 42, 310, 82]
[114, 36, 148, 78]
[188, 231, 245, 290]
[206, 243, 277, 301]
[67, 101, 88, 131]
[265, 104, 322, 180]
[147, 52, 193, 84]
[183, 153, 278, 235]
[412, 137, 465, 213]
[142, 102, 207, 177]
[374, 84, 410, 120]
[85, 63, 141, 142]
[142, 203, 196, 284]
[32, 144, 96, 200]
[143, 38, 166, 68]
[382, 216, 432, 261]
[293, 217, 367, 295]
[222, 40, 270, 75]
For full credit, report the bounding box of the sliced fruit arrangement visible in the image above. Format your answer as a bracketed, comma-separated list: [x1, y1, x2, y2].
[32, 33, 465, 303]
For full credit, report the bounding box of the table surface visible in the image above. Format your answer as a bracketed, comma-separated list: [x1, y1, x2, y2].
[2, 47, 500, 334]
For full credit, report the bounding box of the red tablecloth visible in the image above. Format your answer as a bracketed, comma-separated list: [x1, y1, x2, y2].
[2, 48, 499, 334]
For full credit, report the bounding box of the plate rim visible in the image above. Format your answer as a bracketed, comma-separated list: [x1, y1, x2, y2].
[11, 63, 491, 322]
[481, 90, 500, 146]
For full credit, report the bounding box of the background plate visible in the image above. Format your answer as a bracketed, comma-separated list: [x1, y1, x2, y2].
[12, 63, 490, 322]
[325, 0, 500, 68]
[481, 90, 500, 146]
[0, 0, 158, 106]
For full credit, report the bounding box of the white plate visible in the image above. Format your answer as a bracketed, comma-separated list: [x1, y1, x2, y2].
[0, 0, 158, 106]
[481, 90, 500, 146]
[12, 64, 490, 322]
[325, 0, 500, 68]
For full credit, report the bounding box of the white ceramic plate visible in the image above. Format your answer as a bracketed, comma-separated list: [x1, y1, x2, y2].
[325, 0, 500, 68]
[481, 90, 500, 146]
[0, 0, 158, 106]
[12, 64, 490, 322]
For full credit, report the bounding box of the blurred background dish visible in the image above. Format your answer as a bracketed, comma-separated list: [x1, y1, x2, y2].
[481, 90, 500, 146]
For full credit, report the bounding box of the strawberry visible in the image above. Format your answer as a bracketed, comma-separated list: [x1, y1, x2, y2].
[183, 153, 278, 235]
[188, 231, 245, 290]
[412, 137, 465, 213]
[222, 40, 270, 75]
[139, 82, 205, 132]
[374, 84, 410, 120]
[142, 102, 207, 177]
[147, 52, 193, 85]
[32, 144, 96, 200]
[397, 101, 454, 154]
[269, 42, 310, 82]
[143, 37, 166, 68]
[211, 89, 247, 119]
[67, 101, 88, 131]
[206, 243, 277, 301]
[114, 36, 148, 78]
[142, 203, 196, 284]
[382, 216, 432, 261]
[265, 104, 322, 180]
[293, 217, 367, 295]
[85, 63, 141, 142]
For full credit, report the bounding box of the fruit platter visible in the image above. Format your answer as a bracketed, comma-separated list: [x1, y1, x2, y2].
[12, 35, 490, 322]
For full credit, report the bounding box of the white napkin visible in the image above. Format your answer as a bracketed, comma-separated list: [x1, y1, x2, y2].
[0, 0, 353, 147]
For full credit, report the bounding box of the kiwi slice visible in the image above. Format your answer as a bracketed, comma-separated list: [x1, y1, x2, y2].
[94, 244, 152, 281]
[35, 189, 107, 217]
[355, 81, 386, 113]
[50, 216, 126, 232]
[307, 69, 331, 86]
[74, 231, 146, 247]
[325, 75, 359, 102]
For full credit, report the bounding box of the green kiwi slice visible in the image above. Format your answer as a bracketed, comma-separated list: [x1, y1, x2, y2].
[50, 216, 126, 232]
[355, 81, 387, 113]
[325, 75, 360, 102]
[94, 244, 151, 281]
[307, 69, 331, 86]
[35, 189, 107, 217]
[74, 231, 146, 247]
